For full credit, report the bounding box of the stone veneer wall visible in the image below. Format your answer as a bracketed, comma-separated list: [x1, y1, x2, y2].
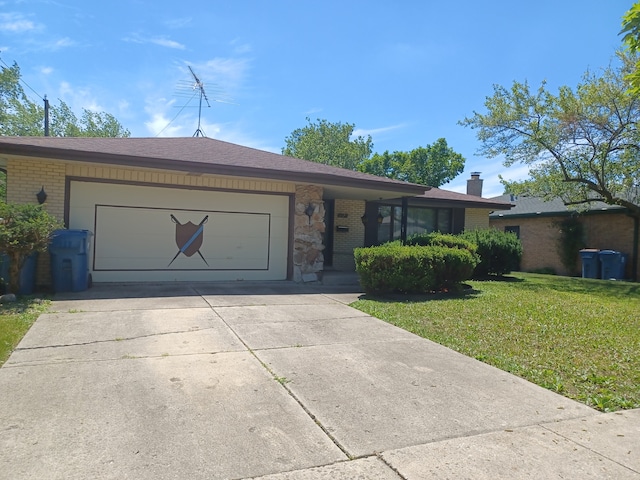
[293, 185, 325, 282]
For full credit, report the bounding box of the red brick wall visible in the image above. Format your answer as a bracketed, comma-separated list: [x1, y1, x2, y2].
[490, 212, 637, 279]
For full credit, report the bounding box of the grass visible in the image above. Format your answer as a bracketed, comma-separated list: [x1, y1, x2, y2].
[352, 272, 640, 412]
[0, 296, 51, 366]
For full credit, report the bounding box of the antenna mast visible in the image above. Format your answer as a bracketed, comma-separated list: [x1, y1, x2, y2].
[188, 66, 210, 137]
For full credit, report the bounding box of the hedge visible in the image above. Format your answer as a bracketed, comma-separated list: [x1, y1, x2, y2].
[354, 243, 477, 294]
[460, 228, 522, 277]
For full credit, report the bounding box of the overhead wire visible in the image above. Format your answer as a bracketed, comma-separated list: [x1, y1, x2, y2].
[0, 53, 45, 104]
[154, 90, 198, 137]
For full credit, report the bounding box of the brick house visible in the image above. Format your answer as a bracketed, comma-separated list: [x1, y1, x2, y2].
[0, 136, 511, 286]
[489, 195, 638, 280]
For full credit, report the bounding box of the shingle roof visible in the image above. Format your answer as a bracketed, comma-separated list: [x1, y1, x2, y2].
[0, 136, 427, 196]
[416, 187, 514, 209]
[489, 194, 625, 218]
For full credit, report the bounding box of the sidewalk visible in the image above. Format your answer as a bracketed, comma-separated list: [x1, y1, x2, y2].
[0, 282, 637, 479]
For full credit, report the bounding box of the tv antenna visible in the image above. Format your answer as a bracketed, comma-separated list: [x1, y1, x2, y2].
[159, 66, 236, 138]
[187, 66, 210, 137]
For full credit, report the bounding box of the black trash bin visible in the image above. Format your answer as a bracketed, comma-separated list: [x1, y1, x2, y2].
[49, 230, 92, 293]
[598, 250, 626, 280]
[579, 249, 600, 279]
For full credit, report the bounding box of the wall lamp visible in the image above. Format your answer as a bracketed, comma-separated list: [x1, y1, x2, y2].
[304, 203, 315, 224]
[360, 212, 384, 225]
[36, 186, 47, 204]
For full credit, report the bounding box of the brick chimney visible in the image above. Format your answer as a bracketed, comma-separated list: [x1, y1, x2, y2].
[467, 172, 483, 197]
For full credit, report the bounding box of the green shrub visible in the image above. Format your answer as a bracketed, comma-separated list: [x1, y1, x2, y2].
[555, 217, 585, 276]
[460, 228, 522, 277]
[406, 232, 478, 255]
[354, 243, 477, 294]
[0, 202, 62, 293]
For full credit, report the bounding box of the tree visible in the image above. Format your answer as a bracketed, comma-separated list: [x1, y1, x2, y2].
[460, 51, 640, 221]
[0, 62, 130, 137]
[358, 138, 465, 187]
[0, 63, 42, 136]
[620, 2, 640, 95]
[0, 202, 62, 294]
[282, 117, 373, 170]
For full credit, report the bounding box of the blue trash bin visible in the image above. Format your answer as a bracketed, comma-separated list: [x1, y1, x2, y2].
[599, 250, 626, 280]
[579, 249, 600, 279]
[49, 230, 92, 293]
[0, 252, 39, 295]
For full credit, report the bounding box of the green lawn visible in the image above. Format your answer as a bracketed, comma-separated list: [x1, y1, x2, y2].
[352, 272, 640, 412]
[0, 297, 50, 366]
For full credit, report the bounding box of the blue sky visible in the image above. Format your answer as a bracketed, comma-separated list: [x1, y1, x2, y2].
[0, 0, 631, 197]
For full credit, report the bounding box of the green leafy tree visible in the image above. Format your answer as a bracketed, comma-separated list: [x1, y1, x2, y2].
[358, 138, 465, 187]
[0, 202, 62, 294]
[620, 2, 640, 95]
[0, 63, 42, 136]
[460, 51, 640, 220]
[282, 117, 373, 170]
[0, 62, 130, 137]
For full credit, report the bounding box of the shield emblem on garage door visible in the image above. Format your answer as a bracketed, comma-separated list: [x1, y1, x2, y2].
[168, 214, 209, 267]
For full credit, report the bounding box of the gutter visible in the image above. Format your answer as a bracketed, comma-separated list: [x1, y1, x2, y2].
[1, 143, 428, 196]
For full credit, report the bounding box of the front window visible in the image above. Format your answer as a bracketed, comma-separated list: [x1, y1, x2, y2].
[376, 205, 452, 244]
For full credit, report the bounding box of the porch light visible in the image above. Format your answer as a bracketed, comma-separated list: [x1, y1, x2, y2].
[36, 186, 47, 204]
[377, 212, 384, 224]
[360, 213, 368, 225]
[304, 203, 315, 224]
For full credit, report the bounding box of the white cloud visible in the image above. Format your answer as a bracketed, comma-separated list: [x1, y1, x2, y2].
[229, 38, 251, 54]
[51, 37, 74, 50]
[304, 107, 323, 116]
[165, 17, 192, 29]
[0, 12, 39, 33]
[353, 123, 406, 138]
[146, 111, 186, 137]
[58, 80, 103, 112]
[40, 66, 54, 75]
[124, 34, 185, 50]
[150, 37, 185, 50]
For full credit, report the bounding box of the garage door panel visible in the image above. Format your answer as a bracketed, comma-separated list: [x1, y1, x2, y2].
[69, 181, 290, 281]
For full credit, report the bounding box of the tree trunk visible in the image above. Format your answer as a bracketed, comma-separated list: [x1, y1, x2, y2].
[7, 252, 25, 295]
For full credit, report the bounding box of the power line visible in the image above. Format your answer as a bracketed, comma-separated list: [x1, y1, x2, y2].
[154, 90, 198, 137]
[0, 53, 45, 103]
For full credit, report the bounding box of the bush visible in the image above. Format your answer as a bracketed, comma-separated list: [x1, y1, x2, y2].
[0, 202, 62, 293]
[354, 243, 477, 294]
[555, 217, 585, 276]
[406, 232, 478, 254]
[460, 228, 522, 277]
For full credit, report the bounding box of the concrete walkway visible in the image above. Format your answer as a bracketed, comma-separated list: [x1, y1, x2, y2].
[0, 282, 638, 479]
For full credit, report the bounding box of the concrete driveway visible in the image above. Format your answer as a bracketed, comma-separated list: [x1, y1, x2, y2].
[0, 282, 638, 479]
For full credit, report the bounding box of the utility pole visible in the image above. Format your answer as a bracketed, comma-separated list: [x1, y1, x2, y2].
[44, 95, 50, 136]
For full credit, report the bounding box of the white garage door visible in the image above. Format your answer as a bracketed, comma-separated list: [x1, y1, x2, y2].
[68, 181, 290, 282]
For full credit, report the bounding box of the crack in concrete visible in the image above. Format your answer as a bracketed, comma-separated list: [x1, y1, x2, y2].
[13, 327, 216, 352]
[539, 423, 640, 475]
[208, 303, 355, 461]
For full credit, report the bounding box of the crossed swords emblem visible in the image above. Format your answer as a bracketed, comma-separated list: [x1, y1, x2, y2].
[168, 214, 209, 267]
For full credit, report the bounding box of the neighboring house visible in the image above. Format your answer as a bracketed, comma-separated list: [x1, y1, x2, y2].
[489, 194, 638, 280]
[0, 137, 512, 286]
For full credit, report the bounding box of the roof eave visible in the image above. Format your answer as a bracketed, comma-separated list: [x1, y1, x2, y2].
[1, 143, 428, 196]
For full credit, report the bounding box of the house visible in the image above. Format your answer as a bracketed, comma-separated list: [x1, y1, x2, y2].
[0, 136, 512, 286]
[489, 194, 638, 280]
